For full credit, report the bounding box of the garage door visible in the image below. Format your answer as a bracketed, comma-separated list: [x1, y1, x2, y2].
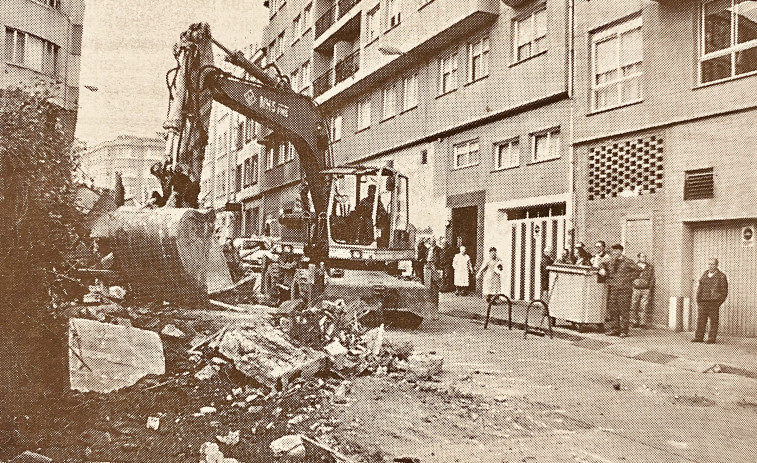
[692, 222, 757, 337]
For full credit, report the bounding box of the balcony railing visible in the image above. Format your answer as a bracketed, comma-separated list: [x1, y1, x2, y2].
[335, 49, 360, 84]
[315, 4, 336, 38]
[314, 0, 360, 39]
[313, 49, 360, 97]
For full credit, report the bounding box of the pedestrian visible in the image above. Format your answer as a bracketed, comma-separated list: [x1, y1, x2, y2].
[452, 245, 473, 295]
[692, 257, 728, 344]
[575, 242, 592, 266]
[601, 244, 639, 337]
[424, 237, 443, 309]
[630, 253, 655, 328]
[476, 247, 504, 303]
[540, 247, 555, 299]
[556, 248, 575, 265]
[592, 240, 612, 283]
[415, 238, 427, 284]
[441, 236, 456, 292]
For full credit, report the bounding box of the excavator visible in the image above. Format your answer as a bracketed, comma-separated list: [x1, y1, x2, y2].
[92, 23, 434, 327]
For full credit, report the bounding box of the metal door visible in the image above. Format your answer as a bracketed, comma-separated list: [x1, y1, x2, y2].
[692, 222, 757, 337]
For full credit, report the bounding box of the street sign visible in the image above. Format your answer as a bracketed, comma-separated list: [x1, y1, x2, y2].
[742, 225, 754, 247]
[225, 202, 242, 212]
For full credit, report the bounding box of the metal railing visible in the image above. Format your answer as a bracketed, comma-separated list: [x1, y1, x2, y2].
[313, 69, 333, 97]
[337, 0, 360, 20]
[315, 4, 336, 38]
[334, 49, 360, 84]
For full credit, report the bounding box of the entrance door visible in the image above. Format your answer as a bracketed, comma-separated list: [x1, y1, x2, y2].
[452, 206, 478, 289]
[692, 222, 757, 337]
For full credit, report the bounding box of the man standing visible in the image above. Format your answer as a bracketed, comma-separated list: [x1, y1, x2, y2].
[602, 244, 639, 337]
[440, 237, 456, 292]
[415, 238, 427, 284]
[424, 237, 443, 308]
[693, 258, 728, 344]
[630, 253, 655, 328]
[540, 248, 555, 300]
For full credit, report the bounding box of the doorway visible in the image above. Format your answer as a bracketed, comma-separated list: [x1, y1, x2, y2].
[452, 206, 478, 291]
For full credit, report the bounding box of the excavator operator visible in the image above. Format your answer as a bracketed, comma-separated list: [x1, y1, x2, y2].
[355, 184, 390, 247]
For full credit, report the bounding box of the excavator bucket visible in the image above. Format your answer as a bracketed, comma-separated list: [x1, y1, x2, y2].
[91, 207, 233, 305]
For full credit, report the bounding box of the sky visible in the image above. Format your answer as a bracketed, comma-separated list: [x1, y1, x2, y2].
[75, 0, 268, 147]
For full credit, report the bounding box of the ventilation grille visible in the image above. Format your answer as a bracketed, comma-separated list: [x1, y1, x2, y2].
[684, 168, 714, 200]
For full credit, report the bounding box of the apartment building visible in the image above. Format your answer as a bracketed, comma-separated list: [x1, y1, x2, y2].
[260, 0, 577, 301]
[2, 0, 85, 139]
[571, 0, 757, 335]
[79, 135, 164, 204]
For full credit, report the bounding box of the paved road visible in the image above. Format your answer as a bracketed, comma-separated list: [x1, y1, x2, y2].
[365, 315, 757, 463]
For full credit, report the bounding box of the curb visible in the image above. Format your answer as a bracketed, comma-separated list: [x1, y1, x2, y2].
[444, 309, 757, 381]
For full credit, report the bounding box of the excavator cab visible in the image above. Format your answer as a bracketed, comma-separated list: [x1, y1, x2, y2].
[324, 166, 412, 264]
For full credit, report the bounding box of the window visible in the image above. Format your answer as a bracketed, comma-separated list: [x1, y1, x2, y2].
[235, 164, 243, 192]
[453, 140, 480, 169]
[402, 73, 418, 111]
[268, 40, 276, 62]
[71, 24, 83, 56]
[5, 28, 59, 77]
[592, 16, 643, 111]
[494, 138, 520, 170]
[252, 153, 259, 184]
[330, 114, 343, 141]
[292, 15, 301, 44]
[382, 83, 397, 119]
[700, 0, 757, 83]
[269, 0, 279, 16]
[303, 3, 312, 32]
[684, 167, 715, 200]
[301, 60, 311, 92]
[236, 122, 244, 151]
[514, 7, 547, 62]
[286, 142, 295, 162]
[386, 0, 401, 29]
[277, 31, 285, 58]
[267, 146, 275, 169]
[467, 36, 490, 82]
[439, 53, 458, 94]
[531, 128, 561, 162]
[278, 143, 287, 165]
[291, 68, 299, 90]
[244, 158, 252, 187]
[420, 149, 428, 165]
[366, 6, 380, 42]
[245, 118, 255, 142]
[357, 97, 371, 130]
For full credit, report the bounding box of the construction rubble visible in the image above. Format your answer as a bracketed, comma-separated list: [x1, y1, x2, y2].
[3, 294, 444, 462]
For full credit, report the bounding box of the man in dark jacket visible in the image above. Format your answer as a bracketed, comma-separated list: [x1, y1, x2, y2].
[602, 244, 640, 337]
[631, 253, 655, 328]
[415, 238, 427, 284]
[693, 257, 728, 344]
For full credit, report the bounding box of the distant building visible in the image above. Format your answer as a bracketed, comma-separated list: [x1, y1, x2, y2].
[80, 135, 164, 204]
[1, 0, 86, 138]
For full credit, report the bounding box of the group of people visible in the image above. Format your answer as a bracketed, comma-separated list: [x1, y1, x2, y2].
[541, 240, 727, 343]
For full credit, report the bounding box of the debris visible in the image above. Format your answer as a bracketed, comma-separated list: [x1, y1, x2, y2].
[218, 323, 325, 390]
[198, 406, 217, 415]
[200, 441, 240, 463]
[109, 285, 127, 300]
[195, 364, 219, 380]
[270, 434, 305, 456]
[161, 323, 186, 338]
[362, 324, 385, 357]
[394, 457, 421, 463]
[324, 340, 349, 370]
[300, 435, 354, 462]
[146, 416, 160, 430]
[68, 318, 165, 393]
[8, 451, 53, 463]
[216, 430, 240, 446]
[404, 353, 443, 379]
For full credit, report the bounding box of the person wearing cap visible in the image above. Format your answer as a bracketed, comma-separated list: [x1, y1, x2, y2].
[601, 244, 640, 337]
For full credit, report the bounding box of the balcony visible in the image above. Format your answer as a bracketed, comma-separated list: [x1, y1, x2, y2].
[314, 0, 361, 39]
[314, 49, 360, 97]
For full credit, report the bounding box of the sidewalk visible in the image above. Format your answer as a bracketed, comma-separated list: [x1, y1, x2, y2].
[438, 292, 757, 380]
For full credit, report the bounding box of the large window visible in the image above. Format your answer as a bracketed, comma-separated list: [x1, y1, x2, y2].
[303, 3, 312, 32]
[292, 15, 301, 44]
[514, 7, 547, 62]
[531, 128, 561, 162]
[467, 36, 490, 83]
[267, 146, 275, 169]
[366, 6, 380, 43]
[402, 73, 418, 111]
[592, 16, 642, 111]
[357, 97, 371, 130]
[301, 60, 311, 93]
[453, 139, 480, 169]
[386, 0, 401, 29]
[330, 114, 342, 141]
[5, 28, 59, 77]
[700, 0, 757, 83]
[439, 53, 458, 95]
[277, 31, 285, 58]
[494, 138, 520, 170]
[382, 83, 397, 119]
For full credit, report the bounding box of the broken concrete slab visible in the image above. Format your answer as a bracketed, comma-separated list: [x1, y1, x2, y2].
[68, 318, 165, 393]
[404, 353, 443, 379]
[218, 323, 325, 390]
[270, 434, 305, 456]
[161, 324, 186, 338]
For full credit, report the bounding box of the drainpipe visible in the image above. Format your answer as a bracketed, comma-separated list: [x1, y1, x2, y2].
[567, 0, 576, 252]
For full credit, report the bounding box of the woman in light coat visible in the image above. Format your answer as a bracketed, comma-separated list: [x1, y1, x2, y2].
[476, 246, 504, 302]
[452, 246, 473, 295]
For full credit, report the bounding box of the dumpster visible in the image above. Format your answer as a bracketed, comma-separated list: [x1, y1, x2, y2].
[546, 264, 606, 330]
